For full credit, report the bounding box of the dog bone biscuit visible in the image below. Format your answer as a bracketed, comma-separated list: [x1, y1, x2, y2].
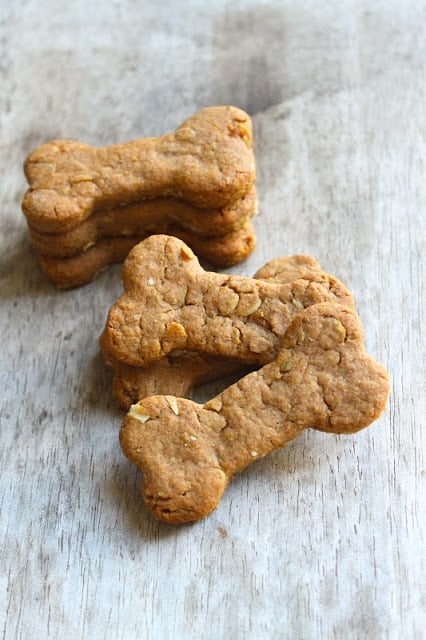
[101, 254, 341, 408]
[103, 235, 354, 367]
[36, 223, 256, 289]
[22, 106, 255, 232]
[120, 303, 389, 523]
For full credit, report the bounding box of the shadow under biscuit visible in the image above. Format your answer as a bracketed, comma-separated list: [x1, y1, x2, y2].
[193, 364, 257, 405]
[0, 234, 54, 298]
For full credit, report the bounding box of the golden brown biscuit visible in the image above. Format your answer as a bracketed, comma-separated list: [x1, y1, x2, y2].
[27, 186, 257, 243]
[22, 106, 255, 233]
[35, 223, 256, 288]
[101, 254, 341, 408]
[102, 235, 354, 367]
[120, 303, 389, 523]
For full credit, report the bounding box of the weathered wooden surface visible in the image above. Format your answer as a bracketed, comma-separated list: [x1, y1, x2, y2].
[0, 2, 425, 638]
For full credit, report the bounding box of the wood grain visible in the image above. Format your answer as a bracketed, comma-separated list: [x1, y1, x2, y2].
[0, 1, 425, 638]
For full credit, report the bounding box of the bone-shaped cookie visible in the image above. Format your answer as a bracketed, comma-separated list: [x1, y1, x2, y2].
[101, 254, 342, 408]
[22, 106, 255, 231]
[103, 235, 354, 367]
[120, 303, 389, 523]
[36, 223, 256, 289]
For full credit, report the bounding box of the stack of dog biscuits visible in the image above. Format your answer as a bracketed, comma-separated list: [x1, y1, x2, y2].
[100, 236, 389, 522]
[100, 240, 354, 408]
[22, 106, 257, 288]
[99, 253, 331, 408]
[21, 104, 389, 525]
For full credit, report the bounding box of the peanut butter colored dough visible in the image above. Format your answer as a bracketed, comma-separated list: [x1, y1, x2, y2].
[103, 235, 354, 367]
[101, 254, 349, 408]
[36, 223, 256, 289]
[27, 186, 257, 255]
[120, 303, 389, 523]
[22, 106, 255, 233]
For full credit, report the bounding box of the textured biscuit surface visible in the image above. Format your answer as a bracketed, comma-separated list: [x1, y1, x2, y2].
[103, 235, 354, 367]
[22, 106, 256, 232]
[27, 186, 257, 255]
[22, 106, 257, 288]
[36, 223, 256, 288]
[120, 303, 389, 523]
[101, 254, 343, 408]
